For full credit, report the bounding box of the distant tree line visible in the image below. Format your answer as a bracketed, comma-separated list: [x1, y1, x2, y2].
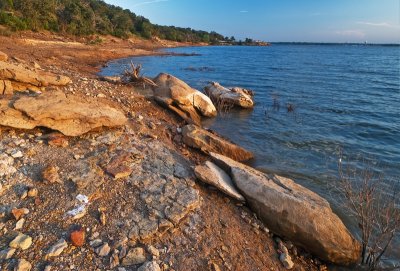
[0, 0, 228, 43]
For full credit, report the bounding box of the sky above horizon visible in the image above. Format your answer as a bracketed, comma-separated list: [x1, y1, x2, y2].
[104, 0, 400, 43]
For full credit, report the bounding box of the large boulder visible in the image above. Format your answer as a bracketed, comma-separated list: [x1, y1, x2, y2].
[0, 91, 127, 136]
[210, 152, 361, 265]
[182, 124, 253, 162]
[195, 161, 245, 201]
[153, 73, 217, 125]
[205, 82, 254, 109]
[0, 61, 71, 93]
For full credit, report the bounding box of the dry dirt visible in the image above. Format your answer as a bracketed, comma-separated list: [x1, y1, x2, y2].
[0, 32, 323, 271]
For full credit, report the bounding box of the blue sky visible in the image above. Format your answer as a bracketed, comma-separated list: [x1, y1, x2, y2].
[104, 0, 400, 43]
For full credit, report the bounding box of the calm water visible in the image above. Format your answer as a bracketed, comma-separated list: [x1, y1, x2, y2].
[101, 44, 400, 263]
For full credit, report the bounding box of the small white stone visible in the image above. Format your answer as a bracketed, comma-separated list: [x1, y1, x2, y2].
[11, 150, 23, 158]
[14, 218, 25, 230]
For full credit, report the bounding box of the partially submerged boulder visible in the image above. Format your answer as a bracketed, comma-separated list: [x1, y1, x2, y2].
[0, 60, 71, 94]
[205, 82, 254, 109]
[195, 161, 245, 201]
[0, 91, 127, 136]
[182, 124, 253, 162]
[153, 73, 217, 126]
[210, 152, 361, 265]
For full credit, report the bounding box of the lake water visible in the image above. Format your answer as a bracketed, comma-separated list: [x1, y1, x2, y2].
[100, 44, 400, 264]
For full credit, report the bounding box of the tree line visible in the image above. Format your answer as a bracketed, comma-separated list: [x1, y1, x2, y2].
[0, 0, 228, 43]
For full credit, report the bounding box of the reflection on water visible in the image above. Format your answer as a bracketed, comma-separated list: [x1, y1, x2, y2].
[100, 44, 400, 264]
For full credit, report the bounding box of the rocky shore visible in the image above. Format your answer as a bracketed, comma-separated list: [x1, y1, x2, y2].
[0, 33, 359, 271]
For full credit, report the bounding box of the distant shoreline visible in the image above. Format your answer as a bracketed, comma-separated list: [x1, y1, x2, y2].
[269, 42, 400, 46]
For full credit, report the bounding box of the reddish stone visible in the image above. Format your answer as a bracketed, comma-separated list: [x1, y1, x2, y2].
[48, 134, 69, 147]
[42, 165, 60, 183]
[70, 228, 85, 247]
[11, 208, 28, 220]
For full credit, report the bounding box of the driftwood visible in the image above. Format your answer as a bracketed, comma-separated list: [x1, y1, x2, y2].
[122, 62, 157, 88]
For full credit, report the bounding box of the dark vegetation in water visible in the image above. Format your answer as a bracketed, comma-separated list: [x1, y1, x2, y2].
[0, 0, 227, 42]
[334, 154, 400, 270]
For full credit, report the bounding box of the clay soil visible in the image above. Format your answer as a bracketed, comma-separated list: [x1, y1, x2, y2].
[0, 31, 322, 271]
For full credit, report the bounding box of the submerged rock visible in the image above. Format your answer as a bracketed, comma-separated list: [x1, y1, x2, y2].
[205, 82, 254, 109]
[182, 124, 253, 162]
[0, 91, 127, 136]
[153, 73, 217, 125]
[195, 161, 245, 201]
[210, 152, 361, 265]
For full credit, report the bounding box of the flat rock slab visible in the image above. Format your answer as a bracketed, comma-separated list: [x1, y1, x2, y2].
[195, 161, 245, 201]
[0, 91, 127, 136]
[0, 60, 71, 92]
[210, 152, 361, 265]
[182, 124, 253, 162]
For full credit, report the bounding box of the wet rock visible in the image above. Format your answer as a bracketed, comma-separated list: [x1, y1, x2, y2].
[42, 165, 61, 183]
[153, 73, 217, 126]
[0, 91, 127, 136]
[46, 239, 68, 258]
[182, 124, 253, 162]
[138, 261, 161, 271]
[195, 161, 245, 201]
[0, 248, 16, 260]
[96, 242, 111, 257]
[9, 233, 32, 250]
[122, 247, 146, 266]
[210, 152, 361, 265]
[14, 258, 32, 271]
[205, 82, 254, 109]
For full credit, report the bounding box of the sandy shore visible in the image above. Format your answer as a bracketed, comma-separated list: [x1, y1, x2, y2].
[0, 32, 321, 271]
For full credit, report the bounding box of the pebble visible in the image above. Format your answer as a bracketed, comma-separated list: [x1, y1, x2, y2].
[15, 258, 32, 271]
[27, 187, 38, 197]
[9, 233, 32, 250]
[122, 247, 146, 266]
[46, 239, 68, 258]
[0, 248, 16, 260]
[70, 229, 85, 247]
[138, 261, 161, 271]
[89, 239, 103, 247]
[14, 218, 25, 230]
[95, 242, 111, 257]
[11, 208, 29, 220]
[42, 165, 61, 183]
[11, 150, 23, 158]
[146, 245, 160, 259]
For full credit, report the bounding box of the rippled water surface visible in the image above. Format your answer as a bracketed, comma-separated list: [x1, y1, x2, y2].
[101, 44, 400, 262]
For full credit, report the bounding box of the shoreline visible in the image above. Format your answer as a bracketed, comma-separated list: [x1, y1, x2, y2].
[0, 32, 333, 270]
